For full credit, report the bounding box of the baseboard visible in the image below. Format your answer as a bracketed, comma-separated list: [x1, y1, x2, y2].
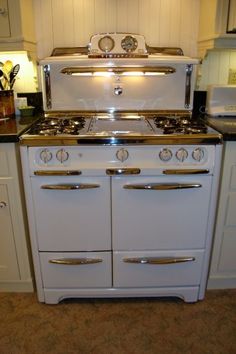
[0, 279, 34, 292]
[207, 276, 236, 289]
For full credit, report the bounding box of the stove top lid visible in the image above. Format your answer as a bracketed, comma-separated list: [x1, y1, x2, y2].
[88, 114, 154, 135]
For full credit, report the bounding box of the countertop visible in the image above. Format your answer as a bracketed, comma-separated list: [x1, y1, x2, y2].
[0, 115, 40, 143]
[206, 116, 236, 141]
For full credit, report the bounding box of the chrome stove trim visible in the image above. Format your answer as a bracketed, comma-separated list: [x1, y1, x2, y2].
[19, 133, 223, 146]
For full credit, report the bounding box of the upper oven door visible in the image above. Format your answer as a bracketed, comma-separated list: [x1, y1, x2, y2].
[112, 175, 212, 251]
[31, 176, 111, 252]
[40, 56, 198, 112]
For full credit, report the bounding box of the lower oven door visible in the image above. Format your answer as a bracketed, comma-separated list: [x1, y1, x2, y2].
[112, 175, 212, 250]
[31, 176, 111, 251]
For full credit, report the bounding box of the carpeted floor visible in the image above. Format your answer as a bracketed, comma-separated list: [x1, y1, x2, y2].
[0, 289, 235, 354]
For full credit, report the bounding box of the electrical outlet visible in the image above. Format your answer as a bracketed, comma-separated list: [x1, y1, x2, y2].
[228, 69, 236, 84]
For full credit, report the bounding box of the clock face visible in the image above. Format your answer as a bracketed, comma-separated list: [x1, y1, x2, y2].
[98, 36, 115, 53]
[121, 35, 138, 52]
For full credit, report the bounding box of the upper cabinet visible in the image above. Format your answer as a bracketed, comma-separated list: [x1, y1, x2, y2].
[0, 0, 36, 57]
[227, 0, 236, 32]
[198, 0, 236, 57]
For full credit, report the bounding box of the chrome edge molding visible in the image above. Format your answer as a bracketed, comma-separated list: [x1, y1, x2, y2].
[44, 64, 52, 109]
[185, 64, 193, 109]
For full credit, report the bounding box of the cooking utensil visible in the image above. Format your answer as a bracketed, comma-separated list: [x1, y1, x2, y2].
[0, 69, 8, 90]
[3, 60, 13, 76]
[9, 64, 20, 85]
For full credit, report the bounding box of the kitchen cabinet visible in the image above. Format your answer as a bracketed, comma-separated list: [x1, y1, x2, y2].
[208, 141, 236, 289]
[227, 0, 236, 32]
[0, 0, 36, 57]
[0, 143, 33, 292]
[198, 0, 236, 57]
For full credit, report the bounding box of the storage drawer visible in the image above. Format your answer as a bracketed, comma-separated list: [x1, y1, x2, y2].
[113, 250, 204, 287]
[40, 252, 112, 288]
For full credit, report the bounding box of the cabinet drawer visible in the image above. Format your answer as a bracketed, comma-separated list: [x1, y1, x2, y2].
[113, 250, 204, 288]
[40, 252, 112, 288]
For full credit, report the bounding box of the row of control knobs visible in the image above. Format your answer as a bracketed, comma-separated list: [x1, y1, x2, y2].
[39, 147, 205, 164]
[159, 147, 205, 162]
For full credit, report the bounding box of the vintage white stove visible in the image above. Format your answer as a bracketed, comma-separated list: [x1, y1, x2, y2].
[20, 33, 222, 304]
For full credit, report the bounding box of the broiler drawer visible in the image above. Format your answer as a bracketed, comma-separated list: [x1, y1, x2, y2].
[113, 250, 204, 287]
[40, 252, 112, 288]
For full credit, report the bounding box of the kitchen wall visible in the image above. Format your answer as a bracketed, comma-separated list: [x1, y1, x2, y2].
[197, 49, 236, 90]
[33, 0, 200, 59]
[0, 52, 37, 93]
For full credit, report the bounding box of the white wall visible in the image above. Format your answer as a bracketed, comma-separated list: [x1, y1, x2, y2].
[197, 49, 236, 90]
[33, 0, 200, 59]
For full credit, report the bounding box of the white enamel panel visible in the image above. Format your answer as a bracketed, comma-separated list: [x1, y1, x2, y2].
[112, 175, 212, 250]
[31, 176, 111, 251]
[113, 250, 204, 287]
[41, 58, 197, 111]
[40, 251, 112, 288]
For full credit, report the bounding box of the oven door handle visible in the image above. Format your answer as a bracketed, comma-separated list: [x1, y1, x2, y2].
[123, 183, 202, 190]
[34, 170, 82, 176]
[106, 168, 141, 175]
[163, 169, 209, 175]
[41, 183, 100, 190]
[123, 257, 195, 265]
[49, 258, 103, 265]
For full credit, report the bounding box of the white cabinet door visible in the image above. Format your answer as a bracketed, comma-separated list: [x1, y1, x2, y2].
[0, 184, 20, 280]
[0, 0, 10, 37]
[31, 176, 111, 251]
[112, 175, 212, 250]
[227, 0, 236, 32]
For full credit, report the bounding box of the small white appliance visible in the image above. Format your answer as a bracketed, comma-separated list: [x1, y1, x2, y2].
[206, 85, 236, 116]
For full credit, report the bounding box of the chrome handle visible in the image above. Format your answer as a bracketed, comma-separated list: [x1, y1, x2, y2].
[41, 183, 100, 190]
[106, 168, 140, 175]
[49, 258, 103, 265]
[123, 257, 195, 265]
[185, 64, 193, 109]
[0, 201, 7, 208]
[163, 169, 209, 175]
[123, 183, 201, 190]
[44, 65, 51, 109]
[34, 170, 82, 176]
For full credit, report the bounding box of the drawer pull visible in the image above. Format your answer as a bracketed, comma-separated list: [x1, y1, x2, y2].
[163, 169, 209, 175]
[106, 168, 140, 175]
[123, 257, 195, 265]
[49, 258, 103, 265]
[34, 170, 82, 176]
[123, 183, 201, 190]
[41, 183, 100, 190]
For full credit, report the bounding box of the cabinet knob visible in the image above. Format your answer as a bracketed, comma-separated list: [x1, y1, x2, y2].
[0, 8, 7, 15]
[0, 201, 7, 208]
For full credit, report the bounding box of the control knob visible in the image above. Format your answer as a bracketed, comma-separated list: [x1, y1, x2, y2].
[116, 148, 129, 162]
[176, 148, 188, 162]
[159, 148, 172, 162]
[192, 148, 205, 162]
[40, 149, 52, 163]
[56, 149, 69, 163]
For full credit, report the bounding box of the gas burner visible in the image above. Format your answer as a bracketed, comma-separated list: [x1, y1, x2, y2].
[154, 116, 208, 134]
[30, 116, 86, 136]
